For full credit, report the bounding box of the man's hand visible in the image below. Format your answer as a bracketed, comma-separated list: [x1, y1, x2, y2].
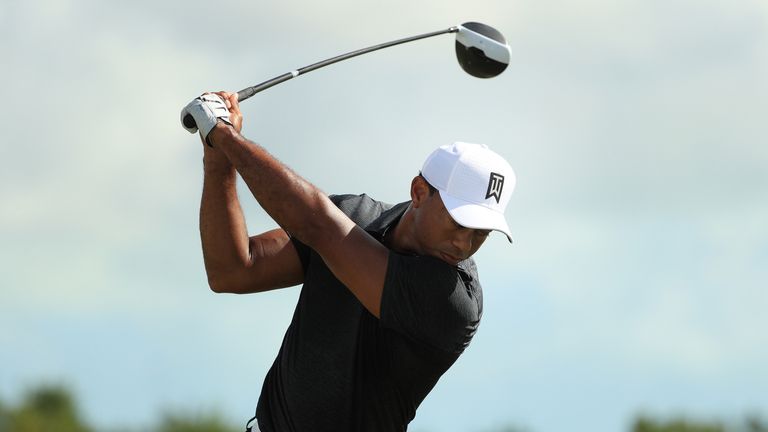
[207, 92, 242, 147]
[180, 93, 237, 146]
[212, 91, 243, 132]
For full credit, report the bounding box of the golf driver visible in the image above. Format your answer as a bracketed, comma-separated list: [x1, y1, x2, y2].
[182, 22, 510, 130]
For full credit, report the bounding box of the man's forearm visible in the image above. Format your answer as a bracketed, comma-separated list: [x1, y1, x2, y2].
[208, 124, 353, 249]
[199, 153, 252, 291]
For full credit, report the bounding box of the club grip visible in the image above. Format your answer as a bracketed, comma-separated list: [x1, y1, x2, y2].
[237, 88, 254, 101]
[183, 90, 250, 130]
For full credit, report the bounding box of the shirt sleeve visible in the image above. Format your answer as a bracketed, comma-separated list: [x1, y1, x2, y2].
[288, 194, 376, 275]
[290, 237, 311, 274]
[380, 252, 481, 354]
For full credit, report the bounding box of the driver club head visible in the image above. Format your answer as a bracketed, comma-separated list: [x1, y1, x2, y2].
[455, 22, 511, 78]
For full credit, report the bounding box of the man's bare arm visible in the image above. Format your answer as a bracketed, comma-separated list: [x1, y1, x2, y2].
[207, 95, 389, 316]
[199, 123, 303, 294]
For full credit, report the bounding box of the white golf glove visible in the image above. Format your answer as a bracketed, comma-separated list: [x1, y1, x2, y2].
[180, 94, 233, 144]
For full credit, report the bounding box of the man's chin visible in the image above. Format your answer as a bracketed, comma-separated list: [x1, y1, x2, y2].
[438, 252, 461, 267]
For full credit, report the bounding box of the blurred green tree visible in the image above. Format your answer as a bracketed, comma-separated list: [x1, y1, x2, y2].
[0, 398, 9, 432]
[746, 415, 768, 432]
[155, 411, 239, 432]
[0, 385, 91, 432]
[632, 416, 725, 432]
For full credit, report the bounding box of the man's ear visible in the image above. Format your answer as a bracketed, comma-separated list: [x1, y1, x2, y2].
[410, 176, 431, 208]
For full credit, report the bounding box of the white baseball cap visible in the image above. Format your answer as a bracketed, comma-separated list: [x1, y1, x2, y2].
[421, 142, 515, 242]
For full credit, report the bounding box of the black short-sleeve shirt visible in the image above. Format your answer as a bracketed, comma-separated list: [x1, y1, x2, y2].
[255, 194, 483, 432]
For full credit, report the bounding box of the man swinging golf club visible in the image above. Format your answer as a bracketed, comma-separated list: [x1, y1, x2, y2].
[182, 91, 515, 431]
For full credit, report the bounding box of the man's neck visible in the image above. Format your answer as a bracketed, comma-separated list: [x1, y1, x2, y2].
[383, 205, 418, 255]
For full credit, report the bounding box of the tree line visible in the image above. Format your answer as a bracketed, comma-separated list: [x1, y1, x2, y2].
[0, 385, 764, 432]
[0, 385, 236, 432]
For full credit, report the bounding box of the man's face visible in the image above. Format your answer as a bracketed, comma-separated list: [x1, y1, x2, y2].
[411, 183, 490, 266]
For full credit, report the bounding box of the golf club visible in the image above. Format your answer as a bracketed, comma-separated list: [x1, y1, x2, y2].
[182, 22, 510, 130]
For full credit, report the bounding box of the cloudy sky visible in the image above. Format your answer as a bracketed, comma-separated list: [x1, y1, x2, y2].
[1, 0, 766, 431]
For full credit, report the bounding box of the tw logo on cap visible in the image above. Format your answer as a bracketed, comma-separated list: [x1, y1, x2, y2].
[485, 172, 505, 203]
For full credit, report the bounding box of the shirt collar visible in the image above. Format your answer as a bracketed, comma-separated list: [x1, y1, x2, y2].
[365, 200, 411, 240]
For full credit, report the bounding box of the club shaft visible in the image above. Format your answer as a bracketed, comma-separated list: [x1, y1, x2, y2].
[236, 26, 459, 101]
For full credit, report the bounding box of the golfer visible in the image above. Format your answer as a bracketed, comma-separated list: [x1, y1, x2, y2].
[182, 92, 515, 432]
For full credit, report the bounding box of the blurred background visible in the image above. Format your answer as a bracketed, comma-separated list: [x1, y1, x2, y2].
[1, 0, 766, 431]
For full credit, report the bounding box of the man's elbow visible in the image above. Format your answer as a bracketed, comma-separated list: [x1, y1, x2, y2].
[206, 273, 246, 294]
[205, 261, 248, 293]
[207, 273, 267, 294]
[207, 275, 231, 293]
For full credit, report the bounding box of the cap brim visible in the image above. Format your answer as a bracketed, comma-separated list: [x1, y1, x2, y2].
[439, 191, 513, 243]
